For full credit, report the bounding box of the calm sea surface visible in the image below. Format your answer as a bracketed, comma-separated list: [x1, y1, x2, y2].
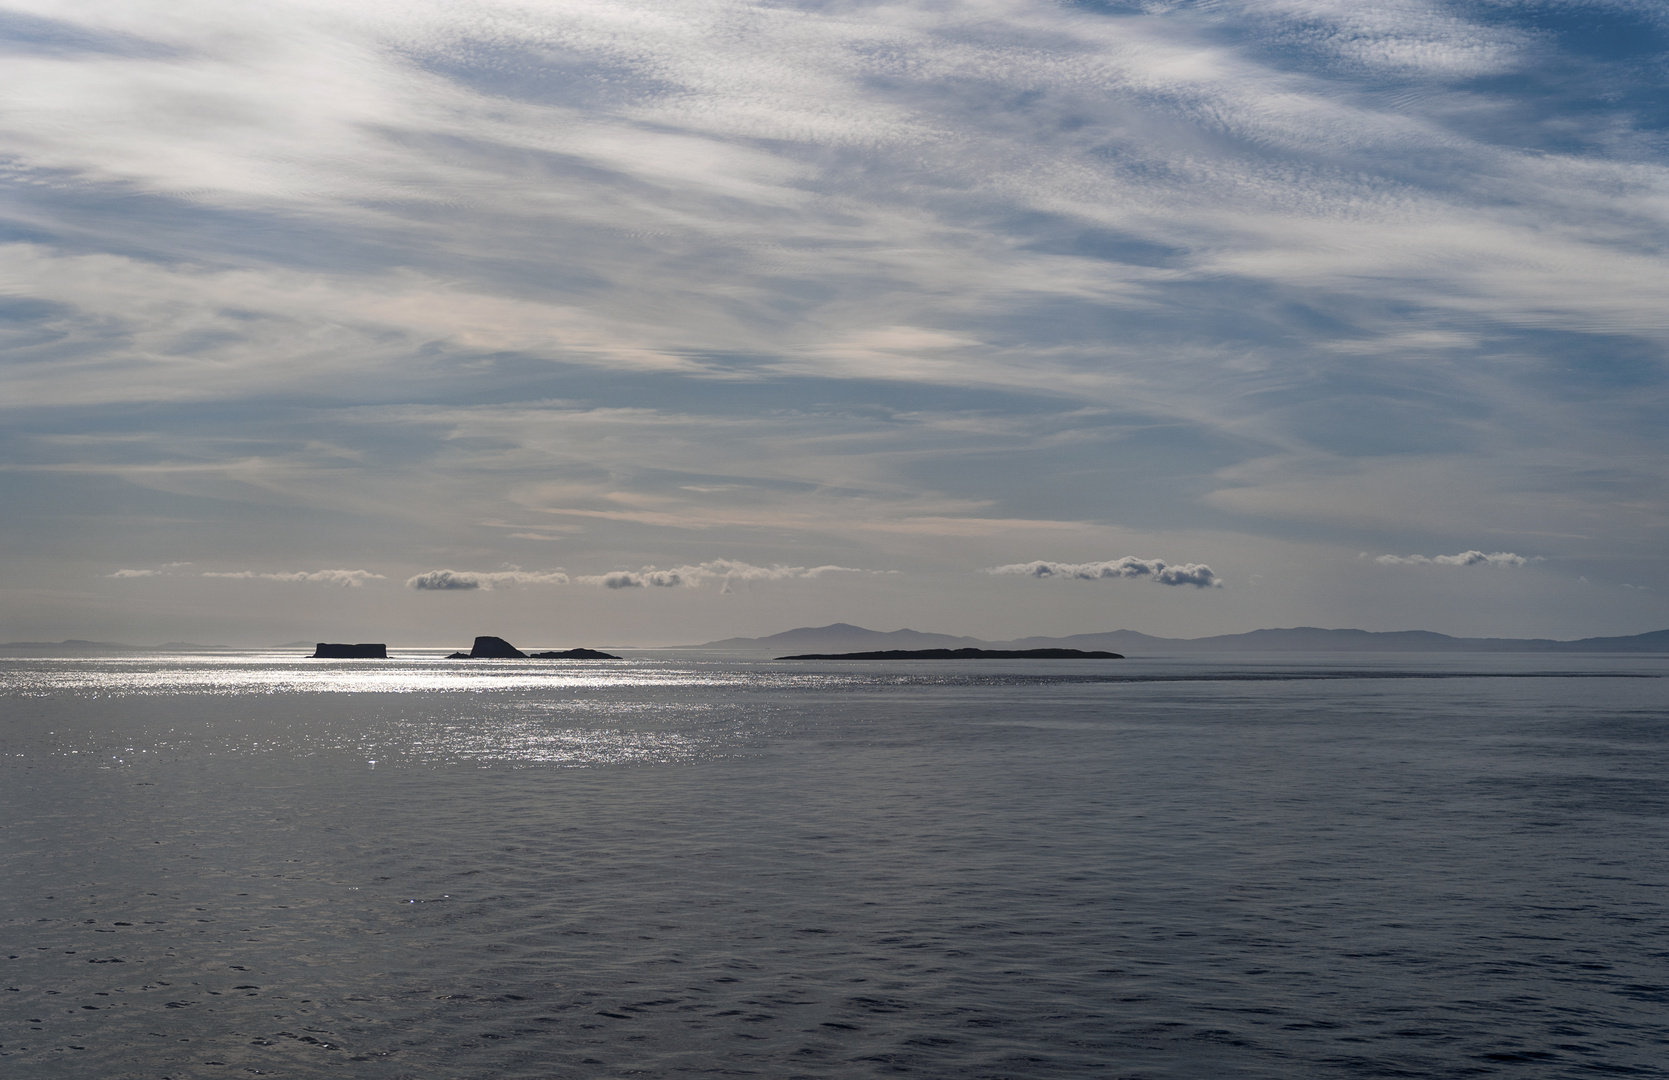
[1, 652, 1665, 1079]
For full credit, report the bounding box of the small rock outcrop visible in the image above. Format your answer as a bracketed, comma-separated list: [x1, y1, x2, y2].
[469, 635, 528, 658]
[443, 637, 620, 659]
[311, 643, 387, 659]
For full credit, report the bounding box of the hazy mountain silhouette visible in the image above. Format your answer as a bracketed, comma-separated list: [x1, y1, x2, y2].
[0, 639, 222, 653]
[689, 624, 988, 654]
[680, 624, 1669, 655]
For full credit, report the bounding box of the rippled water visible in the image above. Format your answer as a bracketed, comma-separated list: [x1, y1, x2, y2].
[2, 652, 1665, 1078]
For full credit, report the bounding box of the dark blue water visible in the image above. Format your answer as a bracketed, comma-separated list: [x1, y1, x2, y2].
[1, 652, 1665, 1078]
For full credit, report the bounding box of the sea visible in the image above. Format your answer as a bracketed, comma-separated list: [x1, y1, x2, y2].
[1, 650, 1664, 1079]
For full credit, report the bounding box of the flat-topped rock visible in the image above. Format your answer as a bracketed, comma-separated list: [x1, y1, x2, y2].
[311, 643, 387, 658]
[527, 648, 622, 660]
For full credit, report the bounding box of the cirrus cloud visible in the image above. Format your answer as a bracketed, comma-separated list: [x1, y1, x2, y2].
[19, 0, 1667, 641]
[985, 558, 1223, 588]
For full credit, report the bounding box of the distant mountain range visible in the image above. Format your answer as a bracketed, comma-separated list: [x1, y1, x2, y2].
[681, 623, 1669, 655]
[7, 625, 1669, 656]
[0, 639, 225, 653]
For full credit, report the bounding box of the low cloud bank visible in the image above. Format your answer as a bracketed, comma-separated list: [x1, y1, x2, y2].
[580, 569, 689, 589]
[406, 569, 572, 591]
[1375, 551, 1529, 567]
[109, 567, 382, 586]
[575, 560, 868, 590]
[985, 557, 1222, 588]
[201, 569, 385, 587]
[408, 560, 872, 592]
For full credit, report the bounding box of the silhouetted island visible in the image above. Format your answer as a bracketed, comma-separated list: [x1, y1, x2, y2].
[444, 636, 621, 660]
[778, 647, 1124, 660]
[311, 642, 387, 658]
[470, 635, 526, 658]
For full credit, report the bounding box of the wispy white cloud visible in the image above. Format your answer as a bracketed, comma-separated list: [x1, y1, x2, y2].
[1256, 0, 1532, 77]
[573, 560, 871, 590]
[408, 560, 873, 592]
[985, 558, 1223, 588]
[107, 566, 382, 585]
[200, 569, 385, 586]
[7, 0, 1666, 409]
[1374, 551, 1531, 567]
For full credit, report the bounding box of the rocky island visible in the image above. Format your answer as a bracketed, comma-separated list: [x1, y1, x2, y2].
[311, 642, 387, 658]
[445, 635, 621, 660]
[449, 635, 526, 658]
[777, 647, 1123, 660]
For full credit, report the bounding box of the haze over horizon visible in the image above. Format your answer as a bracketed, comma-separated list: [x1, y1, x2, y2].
[4, 0, 1667, 647]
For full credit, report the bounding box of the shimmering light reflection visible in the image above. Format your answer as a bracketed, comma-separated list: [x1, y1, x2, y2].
[352, 700, 745, 767]
[3, 659, 780, 770]
[379, 717, 708, 767]
[0, 656, 849, 697]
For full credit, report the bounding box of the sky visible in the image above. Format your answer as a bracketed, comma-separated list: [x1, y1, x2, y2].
[2, 0, 1667, 647]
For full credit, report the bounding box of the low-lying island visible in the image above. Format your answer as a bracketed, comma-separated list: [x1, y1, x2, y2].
[777, 647, 1124, 660]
